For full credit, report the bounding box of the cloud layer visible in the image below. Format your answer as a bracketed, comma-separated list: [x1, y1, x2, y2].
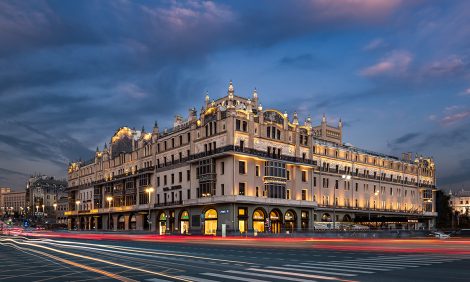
[0, 0, 469, 191]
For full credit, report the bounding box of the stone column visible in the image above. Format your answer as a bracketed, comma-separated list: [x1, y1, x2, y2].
[124, 215, 130, 231]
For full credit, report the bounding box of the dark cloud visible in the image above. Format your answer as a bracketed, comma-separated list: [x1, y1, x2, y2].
[439, 158, 470, 187]
[391, 133, 421, 145]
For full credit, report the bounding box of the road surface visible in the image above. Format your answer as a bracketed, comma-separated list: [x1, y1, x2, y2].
[0, 234, 469, 282]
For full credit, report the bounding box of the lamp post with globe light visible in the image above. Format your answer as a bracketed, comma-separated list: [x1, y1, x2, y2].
[75, 200, 80, 230]
[145, 187, 154, 231]
[106, 196, 113, 230]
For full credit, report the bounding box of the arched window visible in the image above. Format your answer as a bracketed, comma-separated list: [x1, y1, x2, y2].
[253, 209, 265, 232]
[204, 209, 218, 235]
[180, 211, 190, 234]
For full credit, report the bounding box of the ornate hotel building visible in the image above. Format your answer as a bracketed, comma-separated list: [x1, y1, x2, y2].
[66, 81, 437, 234]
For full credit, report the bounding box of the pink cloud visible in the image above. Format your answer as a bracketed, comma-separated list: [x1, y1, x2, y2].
[363, 38, 386, 51]
[459, 88, 470, 96]
[142, 1, 234, 31]
[360, 50, 412, 76]
[441, 111, 470, 125]
[310, 0, 404, 21]
[423, 55, 465, 76]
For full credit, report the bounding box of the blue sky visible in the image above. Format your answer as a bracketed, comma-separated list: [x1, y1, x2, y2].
[0, 0, 469, 191]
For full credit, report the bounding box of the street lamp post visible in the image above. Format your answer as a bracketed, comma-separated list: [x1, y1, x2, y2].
[145, 187, 154, 231]
[75, 200, 80, 230]
[106, 196, 113, 230]
[368, 191, 380, 224]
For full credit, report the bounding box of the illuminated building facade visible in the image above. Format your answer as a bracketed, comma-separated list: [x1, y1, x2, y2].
[449, 190, 470, 215]
[66, 81, 437, 234]
[26, 175, 67, 217]
[2, 191, 26, 215]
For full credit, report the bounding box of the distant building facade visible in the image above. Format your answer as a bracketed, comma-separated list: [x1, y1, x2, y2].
[56, 197, 69, 225]
[449, 190, 470, 215]
[2, 191, 26, 214]
[66, 81, 437, 234]
[26, 175, 67, 216]
[0, 187, 12, 215]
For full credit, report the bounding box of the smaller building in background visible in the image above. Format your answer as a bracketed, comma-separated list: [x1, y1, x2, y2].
[56, 197, 69, 225]
[449, 189, 470, 215]
[0, 187, 12, 215]
[1, 187, 13, 216]
[25, 175, 67, 217]
[2, 191, 26, 215]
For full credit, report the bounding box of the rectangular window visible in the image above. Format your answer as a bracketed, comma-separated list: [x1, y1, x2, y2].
[221, 161, 225, 174]
[187, 170, 190, 181]
[221, 184, 225, 196]
[287, 170, 290, 180]
[236, 119, 241, 131]
[157, 177, 160, 187]
[256, 186, 259, 197]
[179, 171, 182, 183]
[239, 161, 246, 174]
[171, 173, 174, 184]
[239, 183, 246, 195]
[187, 189, 190, 199]
[164, 175, 167, 186]
[255, 165, 260, 177]
[302, 189, 307, 201]
[302, 171, 307, 182]
[313, 177, 317, 187]
[287, 189, 291, 200]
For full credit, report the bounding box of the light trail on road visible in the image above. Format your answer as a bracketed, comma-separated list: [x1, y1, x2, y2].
[0, 237, 192, 281]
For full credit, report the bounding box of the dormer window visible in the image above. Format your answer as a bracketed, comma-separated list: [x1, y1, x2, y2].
[266, 126, 280, 140]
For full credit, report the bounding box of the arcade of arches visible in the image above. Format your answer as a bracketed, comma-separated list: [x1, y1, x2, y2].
[70, 209, 362, 234]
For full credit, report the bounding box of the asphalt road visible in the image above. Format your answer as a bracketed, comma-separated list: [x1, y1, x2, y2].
[0, 235, 469, 282]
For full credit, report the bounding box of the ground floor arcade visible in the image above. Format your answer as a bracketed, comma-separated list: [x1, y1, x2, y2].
[67, 205, 436, 234]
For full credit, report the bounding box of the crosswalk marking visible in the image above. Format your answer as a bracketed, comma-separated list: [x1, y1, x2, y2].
[301, 262, 391, 271]
[314, 261, 405, 269]
[224, 270, 317, 282]
[341, 260, 432, 267]
[266, 266, 357, 277]
[284, 264, 374, 274]
[171, 254, 465, 282]
[177, 276, 220, 282]
[342, 257, 458, 263]
[339, 260, 427, 267]
[201, 272, 267, 282]
[247, 267, 353, 281]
